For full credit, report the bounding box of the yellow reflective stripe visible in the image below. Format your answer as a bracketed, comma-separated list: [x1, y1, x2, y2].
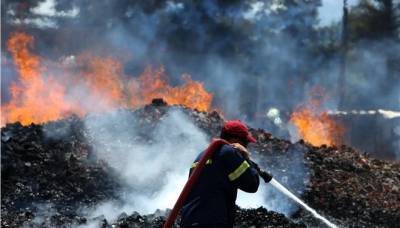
[228, 160, 250, 181]
[191, 159, 212, 168]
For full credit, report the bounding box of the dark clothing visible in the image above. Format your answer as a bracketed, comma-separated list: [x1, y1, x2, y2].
[181, 144, 260, 228]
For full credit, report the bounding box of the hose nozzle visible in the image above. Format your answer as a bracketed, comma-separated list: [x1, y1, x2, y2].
[251, 161, 273, 183]
[258, 169, 273, 183]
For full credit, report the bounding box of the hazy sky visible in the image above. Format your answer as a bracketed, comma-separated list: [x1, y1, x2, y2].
[318, 0, 360, 26]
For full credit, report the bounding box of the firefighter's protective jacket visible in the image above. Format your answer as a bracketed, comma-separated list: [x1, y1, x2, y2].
[180, 144, 260, 227]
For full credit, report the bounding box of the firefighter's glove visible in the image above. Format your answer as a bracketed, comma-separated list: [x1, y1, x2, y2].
[231, 143, 251, 160]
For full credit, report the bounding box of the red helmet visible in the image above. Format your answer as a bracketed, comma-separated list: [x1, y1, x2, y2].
[221, 120, 257, 143]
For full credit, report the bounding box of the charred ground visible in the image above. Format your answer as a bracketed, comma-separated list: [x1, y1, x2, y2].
[1, 101, 399, 227]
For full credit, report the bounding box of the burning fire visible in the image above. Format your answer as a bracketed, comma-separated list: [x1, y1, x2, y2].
[2, 32, 213, 126]
[2, 32, 82, 125]
[289, 93, 344, 146]
[129, 66, 212, 112]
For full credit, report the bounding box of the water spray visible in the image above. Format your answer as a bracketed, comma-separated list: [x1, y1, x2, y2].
[254, 164, 338, 228]
[327, 109, 400, 119]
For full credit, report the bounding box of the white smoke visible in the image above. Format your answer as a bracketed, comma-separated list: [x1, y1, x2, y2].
[82, 109, 207, 218]
[31, 0, 79, 18]
[249, 143, 310, 216]
[81, 108, 298, 222]
[9, 0, 80, 29]
[22, 203, 57, 228]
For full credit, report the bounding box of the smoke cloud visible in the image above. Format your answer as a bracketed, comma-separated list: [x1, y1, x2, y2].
[80, 108, 306, 221]
[82, 109, 208, 216]
[2, 1, 398, 132]
[252, 143, 309, 215]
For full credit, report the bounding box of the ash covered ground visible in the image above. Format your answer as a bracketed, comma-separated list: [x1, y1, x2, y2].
[2, 100, 399, 228]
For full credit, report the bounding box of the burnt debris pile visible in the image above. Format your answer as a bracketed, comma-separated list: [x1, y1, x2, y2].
[248, 130, 400, 227]
[1, 117, 123, 227]
[92, 207, 304, 228]
[302, 145, 399, 227]
[249, 130, 400, 227]
[2, 100, 399, 227]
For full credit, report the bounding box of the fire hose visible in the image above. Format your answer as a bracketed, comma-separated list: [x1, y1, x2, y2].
[163, 139, 272, 228]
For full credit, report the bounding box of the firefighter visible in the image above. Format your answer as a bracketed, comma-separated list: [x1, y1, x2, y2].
[181, 120, 270, 228]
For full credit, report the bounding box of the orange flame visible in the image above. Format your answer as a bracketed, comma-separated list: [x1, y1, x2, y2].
[129, 66, 213, 111]
[73, 53, 128, 111]
[2, 32, 213, 126]
[2, 32, 81, 125]
[289, 91, 344, 146]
